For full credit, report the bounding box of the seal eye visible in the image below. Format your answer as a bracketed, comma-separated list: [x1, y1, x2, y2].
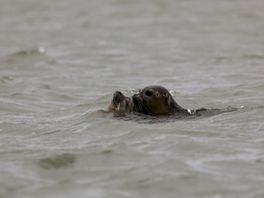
[145, 90, 153, 97]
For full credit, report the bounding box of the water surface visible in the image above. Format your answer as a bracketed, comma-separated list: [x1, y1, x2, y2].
[0, 0, 264, 197]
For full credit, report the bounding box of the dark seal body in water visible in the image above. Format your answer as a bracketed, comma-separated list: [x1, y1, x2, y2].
[108, 85, 236, 117]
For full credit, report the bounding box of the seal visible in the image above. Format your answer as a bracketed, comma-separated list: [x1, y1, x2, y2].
[108, 85, 237, 117]
[108, 91, 134, 114]
[109, 86, 189, 116]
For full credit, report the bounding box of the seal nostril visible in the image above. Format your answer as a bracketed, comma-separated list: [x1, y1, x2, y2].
[145, 90, 153, 97]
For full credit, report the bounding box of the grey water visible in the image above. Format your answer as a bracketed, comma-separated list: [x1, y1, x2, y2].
[0, 0, 264, 197]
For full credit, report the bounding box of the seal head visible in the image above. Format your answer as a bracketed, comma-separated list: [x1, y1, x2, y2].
[132, 86, 187, 115]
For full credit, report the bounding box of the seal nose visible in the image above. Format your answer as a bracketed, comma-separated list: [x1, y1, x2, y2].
[144, 89, 154, 97]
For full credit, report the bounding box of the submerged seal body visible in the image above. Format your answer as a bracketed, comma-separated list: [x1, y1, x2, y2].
[108, 85, 236, 117]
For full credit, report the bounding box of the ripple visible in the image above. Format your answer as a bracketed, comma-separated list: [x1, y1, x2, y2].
[37, 153, 76, 170]
[0, 47, 54, 67]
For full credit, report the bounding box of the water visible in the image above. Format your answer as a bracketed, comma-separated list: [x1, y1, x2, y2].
[0, 0, 264, 197]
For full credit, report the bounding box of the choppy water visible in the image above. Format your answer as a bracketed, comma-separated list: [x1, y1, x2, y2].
[1, 0, 264, 197]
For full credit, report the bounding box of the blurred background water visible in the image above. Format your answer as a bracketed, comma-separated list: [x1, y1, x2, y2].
[0, 0, 264, 197]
